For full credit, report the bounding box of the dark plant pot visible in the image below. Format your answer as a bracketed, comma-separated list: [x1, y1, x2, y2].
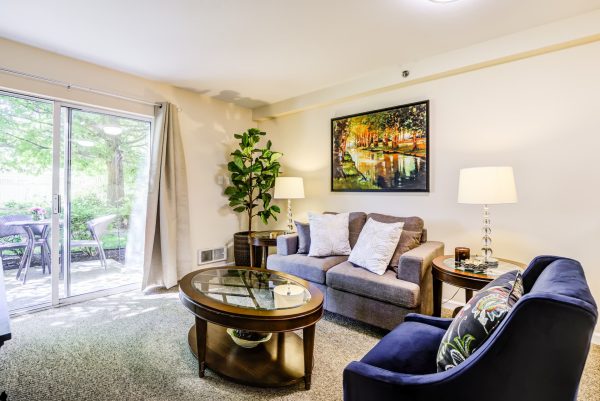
[233, 231, 262, 267]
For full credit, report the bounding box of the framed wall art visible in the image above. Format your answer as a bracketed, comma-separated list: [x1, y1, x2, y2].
[331, 100, 429, 192]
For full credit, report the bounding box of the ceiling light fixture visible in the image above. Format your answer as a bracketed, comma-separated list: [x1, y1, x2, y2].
[103, 126, 123, 136]
[429, 0, 459, 3]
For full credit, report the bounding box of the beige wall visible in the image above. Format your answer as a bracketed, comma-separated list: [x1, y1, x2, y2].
[0, 38, 255, 270]
[259, 41, 600, 334]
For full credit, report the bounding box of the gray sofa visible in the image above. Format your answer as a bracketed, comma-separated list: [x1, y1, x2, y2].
[266, 212, 444, 330]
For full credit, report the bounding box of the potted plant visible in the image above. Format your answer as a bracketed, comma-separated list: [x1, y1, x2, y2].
[225, 128, 282, 266]
[30, 207, 46, 221]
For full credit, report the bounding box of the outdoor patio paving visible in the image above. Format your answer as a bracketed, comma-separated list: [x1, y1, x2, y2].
[3, 259, 142, 311]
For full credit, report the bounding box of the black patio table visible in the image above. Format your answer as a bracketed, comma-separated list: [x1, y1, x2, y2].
[5, 219, 52, 284]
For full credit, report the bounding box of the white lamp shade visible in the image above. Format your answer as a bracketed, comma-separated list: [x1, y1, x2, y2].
[458, 166, 517, 204]
[274, 177, 304, 199]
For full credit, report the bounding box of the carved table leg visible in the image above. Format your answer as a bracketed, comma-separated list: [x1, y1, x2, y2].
[433, 277, 443, 317]
[303, 324, 316, 390]
[261, 246, 268, 268]
[195, 317, 207, 378]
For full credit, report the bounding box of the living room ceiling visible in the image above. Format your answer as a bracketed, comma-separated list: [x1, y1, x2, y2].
[0, 0, 599, 108]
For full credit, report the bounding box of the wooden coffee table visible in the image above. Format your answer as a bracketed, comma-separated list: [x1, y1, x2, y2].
[179, 266, 324, 389]
[432, 255, 526, 317]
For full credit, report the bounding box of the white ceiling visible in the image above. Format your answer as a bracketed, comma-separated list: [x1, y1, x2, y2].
[1, 0, 599, 108]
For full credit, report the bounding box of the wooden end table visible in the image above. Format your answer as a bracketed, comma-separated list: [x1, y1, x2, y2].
[179, 266, 324, 389]
[432, 255, 526, 317]
[248, 230, 286, 268]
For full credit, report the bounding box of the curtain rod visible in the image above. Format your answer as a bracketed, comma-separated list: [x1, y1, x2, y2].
[0, 66, 162, 107]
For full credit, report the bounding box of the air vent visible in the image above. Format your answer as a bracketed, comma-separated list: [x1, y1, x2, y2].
[198, 247, 227, 265]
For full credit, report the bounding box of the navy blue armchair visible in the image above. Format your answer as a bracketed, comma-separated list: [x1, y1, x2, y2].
[343, 256, 598, 401]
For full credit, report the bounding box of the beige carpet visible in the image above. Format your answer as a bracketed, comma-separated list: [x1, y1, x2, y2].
[0, 289, 598, 401]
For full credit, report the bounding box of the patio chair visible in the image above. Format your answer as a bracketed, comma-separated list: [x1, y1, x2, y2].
[70, 215, 117, 270]
[0, 215, 29, 266]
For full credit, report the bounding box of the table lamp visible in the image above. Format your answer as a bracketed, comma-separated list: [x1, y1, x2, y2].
[274, 177, 304, 232]
[458, 166, 517, 265]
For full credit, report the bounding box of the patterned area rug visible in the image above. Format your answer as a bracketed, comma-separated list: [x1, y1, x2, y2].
[0, 289, 597, 400]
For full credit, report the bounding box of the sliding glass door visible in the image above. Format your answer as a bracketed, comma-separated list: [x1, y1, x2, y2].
[0, 92, 54, 311]
[0, 90, 151, 312]
[64, 107, 150, 297]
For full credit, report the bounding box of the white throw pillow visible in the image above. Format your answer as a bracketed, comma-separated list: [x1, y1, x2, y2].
[307, 212, 351, 257]
[348, 218, 404, 275]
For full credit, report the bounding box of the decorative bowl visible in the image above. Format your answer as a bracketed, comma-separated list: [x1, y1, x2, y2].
[226, 329, 272, 348]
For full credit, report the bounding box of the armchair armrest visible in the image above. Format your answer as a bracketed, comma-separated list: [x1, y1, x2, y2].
[276, 234, 298, 256]
[344, 361, 447, 401]
[404, 313, 453, 330]
[398, 241, 444, 285]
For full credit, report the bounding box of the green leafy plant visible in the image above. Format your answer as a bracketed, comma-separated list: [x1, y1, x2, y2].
[224, 128, 282, 232]
[0, 194, 129, 255]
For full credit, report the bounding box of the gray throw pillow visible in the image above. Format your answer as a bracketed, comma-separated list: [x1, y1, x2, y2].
[295, 221, 311, 254]
[389, 230, 423, 272]
[366, 213, 424, 269]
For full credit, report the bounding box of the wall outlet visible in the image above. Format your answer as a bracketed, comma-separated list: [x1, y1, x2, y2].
[198, 246, 227, 265]
[217, 175, 229, 186]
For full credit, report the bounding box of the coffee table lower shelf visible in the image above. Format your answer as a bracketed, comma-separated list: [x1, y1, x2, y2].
[188, 323, 306, 388]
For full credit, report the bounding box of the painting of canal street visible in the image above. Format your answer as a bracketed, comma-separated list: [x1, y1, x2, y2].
[331, 101, 429, 192]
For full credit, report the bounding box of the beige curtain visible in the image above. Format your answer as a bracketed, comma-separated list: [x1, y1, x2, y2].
[142, 103, 192, 290]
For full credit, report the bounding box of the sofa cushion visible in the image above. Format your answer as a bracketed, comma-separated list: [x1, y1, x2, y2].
[367, 213, 424, 232]
[389, 230, 423, 272]
[326, 261, 420, 308]
[308, 212, 351, 257]
[349, 218, 404, 275]
[361, 321, 446, 374]
[367, 213, 424, 268]
[294, 221, 311, 254]
[267, 253, 348, 284]
[436, 270, 524, 372]
[325, 211, 367, 248]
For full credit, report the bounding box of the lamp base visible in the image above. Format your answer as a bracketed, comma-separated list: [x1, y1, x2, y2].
[286, 198, 294, 233]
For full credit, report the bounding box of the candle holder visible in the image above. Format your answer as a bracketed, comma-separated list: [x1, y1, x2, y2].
[455, 247, 470, 267]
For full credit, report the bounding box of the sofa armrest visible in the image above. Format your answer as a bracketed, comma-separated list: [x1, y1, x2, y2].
[398, 241, 444, 285]
[276, 234, 299, 256]
[405, 313, 453, 330]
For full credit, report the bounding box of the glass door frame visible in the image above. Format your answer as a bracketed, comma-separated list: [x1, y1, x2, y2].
[0, 89, 55, 314]
[0, 88, 152, 313]
[57, 101, 153, 305]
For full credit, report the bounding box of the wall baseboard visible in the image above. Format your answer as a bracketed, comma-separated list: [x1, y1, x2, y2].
[593, 332, 600, 345]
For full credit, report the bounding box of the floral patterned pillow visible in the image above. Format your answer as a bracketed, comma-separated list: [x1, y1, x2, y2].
[436, 270, 524, 372]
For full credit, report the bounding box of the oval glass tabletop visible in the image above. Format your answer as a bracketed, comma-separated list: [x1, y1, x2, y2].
[191, 268, 312, 311]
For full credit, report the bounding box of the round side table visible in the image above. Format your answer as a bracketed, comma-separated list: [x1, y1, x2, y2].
[432, 255, 526, 317]
[248, 230, 287, 268]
